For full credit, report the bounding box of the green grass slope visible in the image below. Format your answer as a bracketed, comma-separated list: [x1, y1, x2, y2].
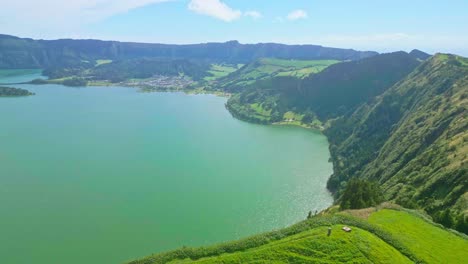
[369, 209, 468, 263]
[215, 58, 339, 92]
[204, 64, 241, 81]
[128, 206, 468, 264]
[184, 226, 411, 264]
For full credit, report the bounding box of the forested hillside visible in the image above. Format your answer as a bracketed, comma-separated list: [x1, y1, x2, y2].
[214, 58, 339, 92]
[0, 34, 376, 69]
[226, 52, 421, 123]
[325, 54, 468, 229]
[44, 58, 211, 82]
[226, 53, 467, 232]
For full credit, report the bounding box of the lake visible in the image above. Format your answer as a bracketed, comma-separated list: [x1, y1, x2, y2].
[0, 71, 333, 264]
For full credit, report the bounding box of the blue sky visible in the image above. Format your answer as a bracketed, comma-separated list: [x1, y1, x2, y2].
[2, 0, 468, 55]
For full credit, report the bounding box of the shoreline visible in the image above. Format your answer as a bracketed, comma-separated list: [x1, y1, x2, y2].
[272, 121, 325, 131]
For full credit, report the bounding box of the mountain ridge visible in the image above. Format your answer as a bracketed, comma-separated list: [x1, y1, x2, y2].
[325, 54, 468, 219]
[0, 34, 378, 69]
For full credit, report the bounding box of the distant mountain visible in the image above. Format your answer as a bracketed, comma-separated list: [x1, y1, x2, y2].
[409, 49, 431, 60]
[0, 34, 377, 69]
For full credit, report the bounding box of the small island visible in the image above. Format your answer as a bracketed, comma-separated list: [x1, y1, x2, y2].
[0, 86, 35, 97]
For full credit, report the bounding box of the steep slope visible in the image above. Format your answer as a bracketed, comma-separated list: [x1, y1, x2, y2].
[325, 54, 468, 221]
[226, 52, 421, 124]
[293, 51, 422, 119]
[129, 206, 468, 264]
[0, 34, 377, 69]
[369, 209, 468, 263]
[188, 227, 411, 263]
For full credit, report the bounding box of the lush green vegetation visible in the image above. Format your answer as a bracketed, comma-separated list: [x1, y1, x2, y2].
[0, 86, 34, 96]
[325, 54, 468, 231]
[340, 179, 383, 210]
[0, 34, 376, 69]
[204, 64, 241, 81]
[186, 227, 411, 263]
[225, 52, 420, 131]
[224, 52, 467, 233]
[44, 58, 210, 83]
[129, 206, 468, 263]
[226, 52, 421, 123]
[369, 209, 468, 263]
[214, 58, 339, 92]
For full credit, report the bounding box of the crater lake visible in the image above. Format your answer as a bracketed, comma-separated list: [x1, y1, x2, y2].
[0, 71, 333, 264]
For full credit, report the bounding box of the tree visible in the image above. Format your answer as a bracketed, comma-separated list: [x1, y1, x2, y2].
[339, 178, 384, 210]
[301, 111, 316, 124]
[454, 213, 468, 234]
[436, 209, 455, 229]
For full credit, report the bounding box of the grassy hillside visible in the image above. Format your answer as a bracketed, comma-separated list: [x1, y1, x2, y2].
[204, 64, 242, 81]
[186, 227, 411, 264]
[325, 54, 468, 229]
[214, 58, 339, 92]
[226, 52, 420, 125]
[369, 209, 467, 263]
[129, 205, 468, 263]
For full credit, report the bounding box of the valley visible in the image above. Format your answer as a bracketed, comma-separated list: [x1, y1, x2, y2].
[0, 33, 466, 264]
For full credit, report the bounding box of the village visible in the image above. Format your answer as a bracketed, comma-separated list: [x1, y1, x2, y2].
[121, 75, 195, 90]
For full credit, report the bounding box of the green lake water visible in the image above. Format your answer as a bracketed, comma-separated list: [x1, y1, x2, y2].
[0, 71, 333, 264]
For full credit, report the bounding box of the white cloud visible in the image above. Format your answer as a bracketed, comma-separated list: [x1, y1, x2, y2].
[244, 11, 262, 19]
[287, 9, 308, 21]
[0, 0, 171, 35]
[188, 0, 242, 22]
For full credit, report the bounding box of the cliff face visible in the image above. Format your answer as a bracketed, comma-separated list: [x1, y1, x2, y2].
[0, 34, 377, 69]
[325, 54, 468, 216]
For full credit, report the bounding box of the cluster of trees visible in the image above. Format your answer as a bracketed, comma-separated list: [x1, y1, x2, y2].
[339, 179, 384, 210]
[0, 86, 34, 96]
[434, 209, 468, 234]
[62, 78, 88, 87]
